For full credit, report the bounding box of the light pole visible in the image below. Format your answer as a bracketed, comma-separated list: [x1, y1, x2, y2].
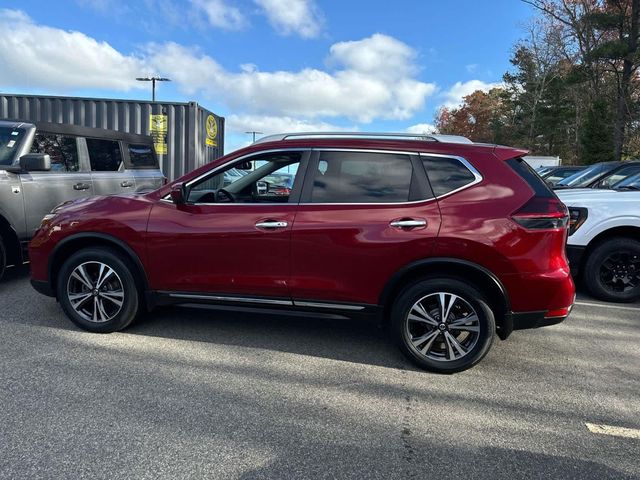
[136, 77, 171, 102]
[246, 131, 263, 142]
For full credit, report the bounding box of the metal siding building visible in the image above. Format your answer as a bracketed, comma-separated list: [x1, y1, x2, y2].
[0, 93, 224, 179]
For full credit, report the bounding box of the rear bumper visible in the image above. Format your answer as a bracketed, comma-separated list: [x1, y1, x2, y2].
[511, 310, 568, 330]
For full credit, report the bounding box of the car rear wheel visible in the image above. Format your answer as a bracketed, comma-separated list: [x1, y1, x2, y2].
[583, 237, 640, 303]
[57, 248, 140, 332]
[391, 278, 495, 373]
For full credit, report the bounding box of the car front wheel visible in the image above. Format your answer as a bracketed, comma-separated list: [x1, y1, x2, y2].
[391, 278, 495, 373]
[57, 248, 140, 332]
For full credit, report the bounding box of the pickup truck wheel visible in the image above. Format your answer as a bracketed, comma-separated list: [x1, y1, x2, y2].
[57, 248, 139, 332]
[583, 237, 640, 303]
[0, 236, 6, 281]
[391, 278, 495, 374]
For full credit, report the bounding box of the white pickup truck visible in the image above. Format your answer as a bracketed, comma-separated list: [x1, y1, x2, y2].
[557, 176, 640, 302]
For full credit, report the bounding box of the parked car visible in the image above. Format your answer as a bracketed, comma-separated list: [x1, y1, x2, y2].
[541, 166, 586, 187]
[28, 132, 575, 373]
[554, 161, 640, 190]
[558, 181, 640, 302]
[0, 120, 164, 279]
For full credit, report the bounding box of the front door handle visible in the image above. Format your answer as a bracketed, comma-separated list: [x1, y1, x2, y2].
[390, 218, 427, 229]
[255, 220, 289, 230]
[73, 183, 90, 191]
[121, 181, 135, 188]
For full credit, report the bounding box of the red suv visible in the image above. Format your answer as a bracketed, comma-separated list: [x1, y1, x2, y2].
[29, 133, 575, 373]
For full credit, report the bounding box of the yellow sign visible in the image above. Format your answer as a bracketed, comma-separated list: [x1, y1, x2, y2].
[149, 114, 168, 155]
[205, 114, 218, 147]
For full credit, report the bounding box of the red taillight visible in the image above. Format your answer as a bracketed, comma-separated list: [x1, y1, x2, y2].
[545, 306, 571, 318]
[512, 197, 569, 230]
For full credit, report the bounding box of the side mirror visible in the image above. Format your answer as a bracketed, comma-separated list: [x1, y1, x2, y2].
[237, 161, 252, 170]
[170, 183, 187, 204]
[19, 153, 51, 172]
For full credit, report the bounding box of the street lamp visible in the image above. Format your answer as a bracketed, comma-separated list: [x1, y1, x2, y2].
[136, 77, 171, 102]
[246, 131, 263, 142]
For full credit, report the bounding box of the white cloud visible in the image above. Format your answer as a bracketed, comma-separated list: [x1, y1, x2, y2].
[406, 123, 437, 135]
[0, 9, 146, 91]
[0, 12, 436, 128]
[144, 34, 436, 122]
[191, 0, 246, 30]
[465, 63, 478, 73]
[227, 114, 349, 135]
[441, 80, 502, 109]
[254, 0, 323, 38]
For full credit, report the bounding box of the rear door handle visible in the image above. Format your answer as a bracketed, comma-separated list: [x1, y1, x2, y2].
[390, 218, 427, 229]
[73, 183, 90, 191]
[255, 220, 289, 230]
[120, 181, 135, 188]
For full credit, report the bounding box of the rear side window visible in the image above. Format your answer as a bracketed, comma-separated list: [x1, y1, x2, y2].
[422, 155, 477, 196]
[309, 151, 414, 203]
[30, 133, 79, 172]
[87, 138, 123, 172]
[507, 157, 555, 198]
[128, 144, 158, 168]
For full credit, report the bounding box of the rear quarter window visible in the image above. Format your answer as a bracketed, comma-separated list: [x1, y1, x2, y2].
[421, 155, 478, 197]
[128, 144, 158, 168]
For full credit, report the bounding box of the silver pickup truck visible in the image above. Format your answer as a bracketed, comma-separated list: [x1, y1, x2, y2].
[0, 120, 165, 279]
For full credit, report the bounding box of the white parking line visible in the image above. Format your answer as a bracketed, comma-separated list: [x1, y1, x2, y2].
[586, 423, 640, 440]
[574, 301, 640, 312]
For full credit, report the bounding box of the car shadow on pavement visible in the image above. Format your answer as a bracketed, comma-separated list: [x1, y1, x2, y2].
[129, 304, 412, 371]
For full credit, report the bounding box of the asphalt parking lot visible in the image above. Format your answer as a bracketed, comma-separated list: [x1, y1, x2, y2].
[0, 265, 638, 480]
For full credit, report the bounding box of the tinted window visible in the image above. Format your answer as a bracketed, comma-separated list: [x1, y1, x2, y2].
[128, 144, 157, 168]
[0, 127, 26, 166]
[507, 157, 554, 198]
[30, 133, 79, 172]
[188, 152, 302, 204]
[422, 156, 477, 197]
[87, 138, 123, 172]
[310, 152, 413, 203]
[597, 164, 640, 189]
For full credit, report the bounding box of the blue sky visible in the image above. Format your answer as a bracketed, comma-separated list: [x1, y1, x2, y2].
[0, 0, 534, 151]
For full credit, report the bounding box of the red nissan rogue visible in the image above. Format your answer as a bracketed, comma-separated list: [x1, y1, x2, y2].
[29, 133, 575, 373]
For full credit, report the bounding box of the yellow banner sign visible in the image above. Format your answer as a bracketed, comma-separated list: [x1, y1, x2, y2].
[149, 114, 168, 155]
[205, 114, 218, 147]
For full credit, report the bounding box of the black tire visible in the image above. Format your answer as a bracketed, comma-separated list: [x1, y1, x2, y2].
[57, 248, 140, 332]
[391, 278, 495, 374]
[583, 237, 640, 303]
[0, 235, 6, 282]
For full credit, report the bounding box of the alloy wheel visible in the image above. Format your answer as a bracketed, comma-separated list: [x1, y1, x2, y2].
[66, 261, 124, 323]
[599, 251, 640, 294]
[405, 292, 480, 362]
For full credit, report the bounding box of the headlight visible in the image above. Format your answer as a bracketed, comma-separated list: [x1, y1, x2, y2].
[568, 207, 588, 236]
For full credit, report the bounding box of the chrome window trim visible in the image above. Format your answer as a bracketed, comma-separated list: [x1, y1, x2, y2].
[419, 152, 483, 200]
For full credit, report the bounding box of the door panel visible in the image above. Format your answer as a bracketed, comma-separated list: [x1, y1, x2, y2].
[22, 133, 93, 237]
[146, 202, 296, 296]
[145, 150, 309, 297]
[290, 150, 441, 305]
[85, 138, 136, 195]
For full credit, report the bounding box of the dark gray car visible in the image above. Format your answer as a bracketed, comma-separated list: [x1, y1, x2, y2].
[0, 120, 165, 279]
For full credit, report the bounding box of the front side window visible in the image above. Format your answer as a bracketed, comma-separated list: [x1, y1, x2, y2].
[128, 144, 157, 168]
[87, 138, 123, 172]
[422, 155, 477, 197]
[0, 127, 27, 166]
[188, 152, 302, 204]
[309, 151, 414, 203]
[596, 165, 640, 189]
[30, 133, 79, 172]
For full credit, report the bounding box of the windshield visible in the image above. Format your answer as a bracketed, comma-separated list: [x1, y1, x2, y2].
[613, 172, 640, 190]
[0, 126, 26, 166]
[556, 162, 616, 187]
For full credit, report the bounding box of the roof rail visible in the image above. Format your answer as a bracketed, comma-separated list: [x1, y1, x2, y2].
[253, 132, 473, 145]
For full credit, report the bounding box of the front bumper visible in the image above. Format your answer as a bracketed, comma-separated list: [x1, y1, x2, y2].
[566, 245, 585, 275]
